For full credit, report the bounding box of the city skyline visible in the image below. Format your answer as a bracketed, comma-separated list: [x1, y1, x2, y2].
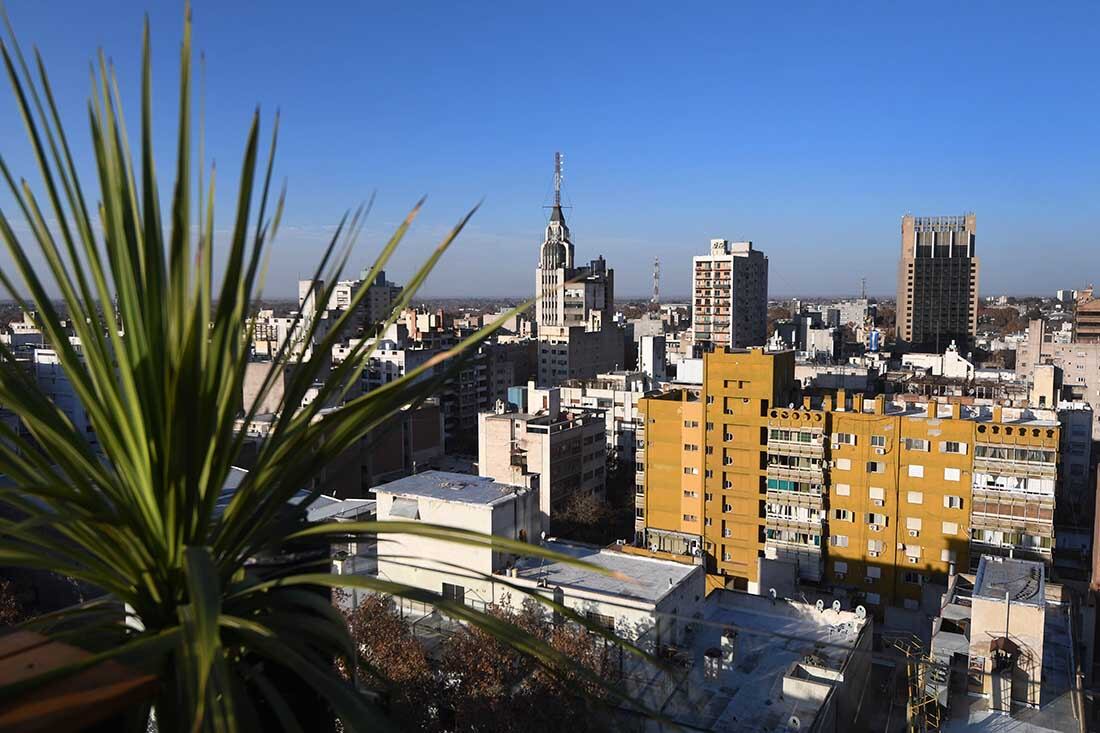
[0, 2, 1095, 300]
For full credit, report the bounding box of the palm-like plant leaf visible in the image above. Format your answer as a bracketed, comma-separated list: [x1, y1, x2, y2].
[0, 7, 657, 733]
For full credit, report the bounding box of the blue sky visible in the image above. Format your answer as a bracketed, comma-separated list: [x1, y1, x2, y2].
[0, 1, 1097, 299]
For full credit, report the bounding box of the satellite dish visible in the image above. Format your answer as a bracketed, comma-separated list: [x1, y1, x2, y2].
[832, 600, 842, 613]
[856, 605, 867, 620]
[788, 715, 802, 731]
[815, 599, 825, 612]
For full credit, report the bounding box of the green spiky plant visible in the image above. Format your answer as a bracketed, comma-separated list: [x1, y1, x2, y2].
[0, 8, 657, 732]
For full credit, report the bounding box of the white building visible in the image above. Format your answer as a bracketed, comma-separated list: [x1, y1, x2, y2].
[557, 372, 652, 469]
[638, 334, 667, 382]
[902, 341, 976, 379]
[374, 472, 542, 610]
[691, 239, 768, 350]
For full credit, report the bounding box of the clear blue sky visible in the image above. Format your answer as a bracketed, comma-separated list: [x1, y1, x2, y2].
[0, 1, 1097, 299]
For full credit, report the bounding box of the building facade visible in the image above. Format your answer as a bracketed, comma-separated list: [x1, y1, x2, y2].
[691, 239, 768, 350]
[534, 156, 625, 386]
[638, 349, 1064, 610]
[477, 393, 606, 530]
[896, 214, 979, 352]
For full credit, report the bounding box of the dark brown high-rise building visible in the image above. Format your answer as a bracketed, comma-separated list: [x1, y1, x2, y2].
[896, 213, 978, 353]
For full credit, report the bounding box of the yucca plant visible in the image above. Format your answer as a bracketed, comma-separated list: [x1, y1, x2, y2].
[0, 8, 654, 732]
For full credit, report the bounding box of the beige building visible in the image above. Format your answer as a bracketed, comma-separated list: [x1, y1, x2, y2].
[691, 239, 768, 350]
[477, 389, 606, 530]
[896, 214, 979, 352]
[1016, 317, 1100, 438]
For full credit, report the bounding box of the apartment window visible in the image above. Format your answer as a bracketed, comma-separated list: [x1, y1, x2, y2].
[835, 433, 856, 446]
[904, 438, 929, 452]
[705, 446, 714, 455]
[724, 432, 734, 442]
[683, 467, 698, 475]
[683, 420, 699, 428]
[706, 422, 714, 431]
[943, 467, 961, 482]
[442, 583, 466, 604]
[635, 462, 644, 472]
[831, 534, 849, 548]
[941, 549, 957, 563]
[683, 514, 698, 522]
[869, 486, 886, 501]
[903, 571, 922, 585]
[635, 508, 644, 518]
[866, 513, 887, 527]
[942, 521, 958, 535]
[834, 561, 848, 575]
[704, 517, 712, 526]
[683, 490, 697, 498]
[908, 464, 924, 478]
[834, 508, 852, 522]
[867, 461, 885, 474]
[834, 483, 851, 496]
[866, 592, 881, 605]
[906, 517, 922, 531]
[704, 469, 714, 478]
[871, 435, 886, 448]
[835, 458, 851, 471]
[905, 544, 922, 558]
[722, 549, 732, 561]
[723, 479, 733, 489]
[683, 443, 699, 452]
[907, 491, 923, 504]
[635, 484, 644, 496]
[704, 492, 713, 501]
[867, 540, 884, 554]
[866, 566, 882, 579]
[944, 495, 963, 509]
[722, 502, 732, 513]
[940, 441, 967, 455]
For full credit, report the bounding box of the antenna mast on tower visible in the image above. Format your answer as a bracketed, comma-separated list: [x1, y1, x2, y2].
[861, 277, 867, 300]
[553, 152, 563, 207]
[651, 257, 660, 311]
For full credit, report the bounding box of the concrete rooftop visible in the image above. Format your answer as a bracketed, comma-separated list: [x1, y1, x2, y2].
[511, 541, 700, 604]
[374, 470, 529, 507]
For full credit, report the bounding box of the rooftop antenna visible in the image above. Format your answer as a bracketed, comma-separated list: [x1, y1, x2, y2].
[651, 257, 660, 311]
[861, 276, 867, 300]
[553, 151, 563, 208]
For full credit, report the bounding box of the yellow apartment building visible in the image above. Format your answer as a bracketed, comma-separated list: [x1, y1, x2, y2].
[638, 348, 1061, 609]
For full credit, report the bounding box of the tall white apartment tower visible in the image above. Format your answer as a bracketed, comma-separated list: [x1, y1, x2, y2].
[535, 153, 624, 385]
[691, 239, 768, 350]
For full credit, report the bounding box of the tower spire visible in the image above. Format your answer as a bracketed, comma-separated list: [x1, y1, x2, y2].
[553, 151, 563, 208]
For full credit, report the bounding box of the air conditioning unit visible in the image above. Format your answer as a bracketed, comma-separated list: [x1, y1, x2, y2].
[864, 576, 877, 583]
[869, 550, 880, 558]
[874, 447, 886, 455]
[869, 524, 882, 532]
[907, 556, 919, 564]
[831, 442, 840, 450]
[835, 572, 846, 580]
[897, 543, 906, 550]
[908, 529, 920, 538]
[872, 499, 885, 507]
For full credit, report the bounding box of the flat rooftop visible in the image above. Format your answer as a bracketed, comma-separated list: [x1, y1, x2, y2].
[973, 555, 1046, 605]
[649, 591, 868, 732]
[511, 541, 699, 604]
[373, 470, 528, 507]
